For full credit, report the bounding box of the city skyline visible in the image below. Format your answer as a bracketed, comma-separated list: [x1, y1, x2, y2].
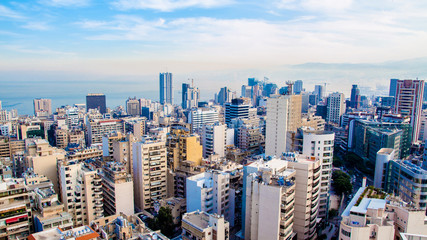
[1, 1, 427, 101]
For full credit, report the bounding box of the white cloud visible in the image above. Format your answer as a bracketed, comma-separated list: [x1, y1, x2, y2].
[39, 0, 90, 7]
[2, 45, 76, 56]
[112, 0, 233, 11]
[0, 4, 25, 19]
[21, 22, 50, 31]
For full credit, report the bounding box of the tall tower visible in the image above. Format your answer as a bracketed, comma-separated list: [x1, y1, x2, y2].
[86, 93, 106, 114]
[326, 92, 345, 124]
[294, 80, 303, 94]
[394, 79, 424, 142]
[350, 84, 361, 109]
[314, 85, 324, 101]
[159, 72, 173, 104]
[182, 82, 200, 109]
[389, 78, 398, 97]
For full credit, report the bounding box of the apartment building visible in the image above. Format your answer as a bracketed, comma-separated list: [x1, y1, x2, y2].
[182, 211, 229, 240]
[166, 127, 203, 170]
[87, 119, 124, 146]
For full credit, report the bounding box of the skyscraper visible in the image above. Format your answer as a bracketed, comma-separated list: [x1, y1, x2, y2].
[326, 92, 346, 124]
[33, 98, 52, 116]
[294, 80, 303, 94]
[389, 78, 398, 97]
[126, 97, 141, 116]
[182, 83, 200, 109]
[224, 98, 251, 126]
[394, 79, 424, 142]
[86, 93, 106, 114]
[314, 84, 325, 101]
[159, 72, 173, 104]
[350, 84, 361, 109]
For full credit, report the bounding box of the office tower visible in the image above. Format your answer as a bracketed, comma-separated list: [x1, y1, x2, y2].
[248, 77, 258, 86]
[188, 108, 219, 133]
[86, 93, 106, 114]
[241, 158, 296, 240]
[182, 211, 230, 240]
[166, 127, 203, 170]
[326, 92, 346, 124]
[374, 148, 395, 189]
[314, 85, 324, 101]
[125, 97, 141, 116]
[159, 72, 173, 104]
[132, 139, 167, 211]
[58, 161, 103, 226]
[301, 130, 335, 219]
[394, 79, 424, 142]
[201, 122, 226, 158]
[265, 94, 301, 156]
[182, 83, 200, 109]
[0, 178, 31, 239]
[263, 83, 278, 97]
[33, 98, 52, 116]
[101, 162, 134, 216]
[186, 171, 235, 226]
[294, 80, 303, 94]
[350, 84, 361, 109]
[224, 98, 251, 126]
[217, 87, 234, 105]
[25, 139, 66, 193]
[86, 119, 124, 146]
[389, 78, 398, 97]
[241, 85, 252, 98]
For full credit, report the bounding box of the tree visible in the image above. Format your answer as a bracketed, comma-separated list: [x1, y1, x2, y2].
[332, 170, 352, 195]
[146, 207, 175, 238]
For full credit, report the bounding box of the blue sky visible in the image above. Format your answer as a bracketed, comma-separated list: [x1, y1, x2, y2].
[1, 0, 427, 99]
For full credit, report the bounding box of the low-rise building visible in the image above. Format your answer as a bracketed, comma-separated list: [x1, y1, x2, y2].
[182, 211, 229, 240]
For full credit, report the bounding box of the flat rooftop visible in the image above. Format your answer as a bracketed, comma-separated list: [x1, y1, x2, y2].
[183, 212, 211, 231]
[350, 198, 386, 215]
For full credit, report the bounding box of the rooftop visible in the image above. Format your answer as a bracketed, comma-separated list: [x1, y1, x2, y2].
[350, 198, 386, 215]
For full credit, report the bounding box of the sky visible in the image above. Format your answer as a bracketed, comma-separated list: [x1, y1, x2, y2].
[1, 0, 427, 113]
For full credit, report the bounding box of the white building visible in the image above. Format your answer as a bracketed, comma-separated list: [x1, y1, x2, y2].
[266, 95, 289, 157]
[326, 92, 346, 124]
[201, 122, 226, 158]
[182, 211, 230, 240]
[186, 171, 235, 227]
[374, 148, 395, 189]
[241, 158, 296, 240]
[301, 130, 335, 219]
[132, 139, 167, 211]
[188, 108, 219, 133]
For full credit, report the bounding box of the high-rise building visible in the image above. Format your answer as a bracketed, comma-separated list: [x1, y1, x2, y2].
[201, 122, 226, 158]
[394, 79, 425, 142]
[186, 170, 235, 226]
[166, 127, 203, 170]
[132, 139, 167, 211]
[350, 84, 361, 109]
[188, 108, 219, 133]
[301, 130, 335, 219]
[374, 148, 395, 189]
[241, 158, 296, 240]
[314, 85, 325, 101]
[294, 80, 303, 94]
[224, 98, 251, 126]
[86, 93, 106, 114]
[125, 97, 141, 116]
[182, 83, 200, 109]
[58, 161, 104, 226]
[265, 94, 302, 156]
[217, 87, 234, 105]
[389, 78, 398, 97]
[33, 98, 52, 116]
[159, 72, 173, 104]
[241, 85, 252, 98]
[248, 77, 258, 86]
[87, 119, 124, 146]
[101, 162, 134, 216]
[326, 92, 346, 124]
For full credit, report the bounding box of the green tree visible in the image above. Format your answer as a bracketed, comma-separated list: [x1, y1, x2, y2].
[332, 170, 353, 195]
[146, 207, 175, 238]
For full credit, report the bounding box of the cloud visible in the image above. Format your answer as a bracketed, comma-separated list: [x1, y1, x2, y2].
[39, 0, 90, 7]
[112, 0, 233, 11]
[2, 45, 76, 56]
[0, 4, 25, 19]
[21, 22, 50, 31]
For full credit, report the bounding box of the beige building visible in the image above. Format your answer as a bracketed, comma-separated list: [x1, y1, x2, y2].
[101, 162, 134, 216]
[0, 178, 32, 239]
[33, 98, 52, 116]
[340, 187, 427, 240]
[68, 130, 85, 147]
[102, 132, 126, 158]
[55, 128, 69, 149]
[167, 127, 203, 170]
[67, 147, 102, 162]
[159, 197, 186, 225]
[284, 153, 321, 240]
[58, 161, 104, 226]
[132, 139, 167, 211]
[182, 211, 230, 240]
[87, 119, 124, 146]
[241, 158, 296, 240]
[28, 225, 99, 240]
[25, 139, 66, 193]
[112, 134, 138, 175]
